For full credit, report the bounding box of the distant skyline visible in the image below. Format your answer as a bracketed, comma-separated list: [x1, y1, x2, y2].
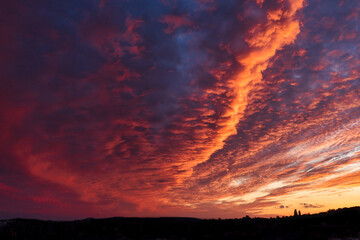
[1, 0, 360, 220]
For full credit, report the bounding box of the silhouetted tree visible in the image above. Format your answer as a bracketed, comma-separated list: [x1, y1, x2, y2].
[298, 210, 301, 216]
[294, 209, 298, 216]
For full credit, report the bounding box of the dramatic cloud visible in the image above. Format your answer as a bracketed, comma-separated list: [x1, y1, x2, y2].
[0, 0, 359, 219]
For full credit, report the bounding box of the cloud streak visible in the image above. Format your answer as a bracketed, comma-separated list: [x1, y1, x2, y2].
[0, 0, 359, 219]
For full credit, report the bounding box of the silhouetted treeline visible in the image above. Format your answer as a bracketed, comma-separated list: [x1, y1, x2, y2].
[1, 207, 360, 239]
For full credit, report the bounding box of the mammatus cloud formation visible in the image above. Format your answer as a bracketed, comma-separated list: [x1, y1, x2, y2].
[0, 0, 359, 219]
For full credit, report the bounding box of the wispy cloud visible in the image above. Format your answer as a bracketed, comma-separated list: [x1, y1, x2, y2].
[300, 203, 324, 209]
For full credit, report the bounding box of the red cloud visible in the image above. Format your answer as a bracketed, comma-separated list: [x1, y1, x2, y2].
[1, 0, 360, 220]
[160, 14, 194, 34]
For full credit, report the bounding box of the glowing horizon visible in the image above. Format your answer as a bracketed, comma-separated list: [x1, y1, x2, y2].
[0, 0, 360, 220]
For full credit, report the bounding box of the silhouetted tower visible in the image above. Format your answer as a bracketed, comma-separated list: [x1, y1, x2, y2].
[298, 210, 301, 216]
[294, 209, 298, 216]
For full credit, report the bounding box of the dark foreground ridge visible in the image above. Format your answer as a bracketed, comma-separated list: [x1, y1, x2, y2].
[1, 207, 360, 239]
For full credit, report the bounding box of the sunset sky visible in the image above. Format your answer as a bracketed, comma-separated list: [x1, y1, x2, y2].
[1, 0, 360, 220]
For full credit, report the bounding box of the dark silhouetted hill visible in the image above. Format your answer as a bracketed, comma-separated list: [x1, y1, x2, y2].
[1, 207, 360, 239]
